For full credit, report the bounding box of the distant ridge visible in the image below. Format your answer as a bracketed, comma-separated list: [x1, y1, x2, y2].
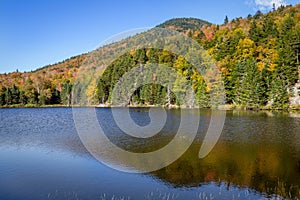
[156, 17, 211, 32]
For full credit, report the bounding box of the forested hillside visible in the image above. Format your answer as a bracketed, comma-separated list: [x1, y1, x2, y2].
[195, 5, 300, 109]
[0, 54, 86, 106]
[0, 4, 299, 109]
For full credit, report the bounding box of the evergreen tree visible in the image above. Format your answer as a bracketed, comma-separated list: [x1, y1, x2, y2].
[10, 85, 20, 104]
[4, 88, 12, 105]
[61, 81, 72, 106]
[277, 15, 298, 87]
[236, 59, 262, 107]
[249, 22, 263, 44]
[262, 17, 278, 38]
[253, 10, 263, 19]
[19, 91, 27, 105]
[195, 79, 209, 107]
[224, 16, 229, 24]
[269, 74, 289, 109]
[146, 48, 159, 63]
[0, 87, 5, 105]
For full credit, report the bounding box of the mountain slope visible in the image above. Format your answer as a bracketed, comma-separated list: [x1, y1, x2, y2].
[0, 4, 299, 108]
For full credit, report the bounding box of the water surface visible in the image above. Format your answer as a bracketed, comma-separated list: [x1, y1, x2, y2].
[0, 108, 299, 199]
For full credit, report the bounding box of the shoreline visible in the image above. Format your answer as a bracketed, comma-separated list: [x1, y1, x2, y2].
[1, 104, 300, 112]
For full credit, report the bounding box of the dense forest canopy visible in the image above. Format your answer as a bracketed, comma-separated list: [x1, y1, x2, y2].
[0, 4, 300, 109]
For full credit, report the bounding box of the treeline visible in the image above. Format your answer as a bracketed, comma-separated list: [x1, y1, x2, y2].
[0, 80, 72, 106]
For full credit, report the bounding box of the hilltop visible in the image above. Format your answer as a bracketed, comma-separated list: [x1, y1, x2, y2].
[156, 17, 211, 32]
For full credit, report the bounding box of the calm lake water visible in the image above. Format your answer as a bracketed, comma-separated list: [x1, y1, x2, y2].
[0, 108, 299, 200]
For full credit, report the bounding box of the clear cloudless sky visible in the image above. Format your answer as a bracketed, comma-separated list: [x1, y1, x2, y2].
[0, 0, 299, 73]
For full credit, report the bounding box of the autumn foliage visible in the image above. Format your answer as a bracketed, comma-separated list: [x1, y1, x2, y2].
[0, 4, 299, 109]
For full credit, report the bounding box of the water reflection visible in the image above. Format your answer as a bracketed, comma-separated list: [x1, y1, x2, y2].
[95, 108, 300, 198]
[152, 140, 300, 198]
[0, 108, 299, 199]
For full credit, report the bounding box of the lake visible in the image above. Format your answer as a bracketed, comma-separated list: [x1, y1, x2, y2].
[0, 108, 299, 199]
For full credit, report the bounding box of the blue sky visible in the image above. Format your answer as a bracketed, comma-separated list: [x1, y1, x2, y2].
[0, 0, 299, 73]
